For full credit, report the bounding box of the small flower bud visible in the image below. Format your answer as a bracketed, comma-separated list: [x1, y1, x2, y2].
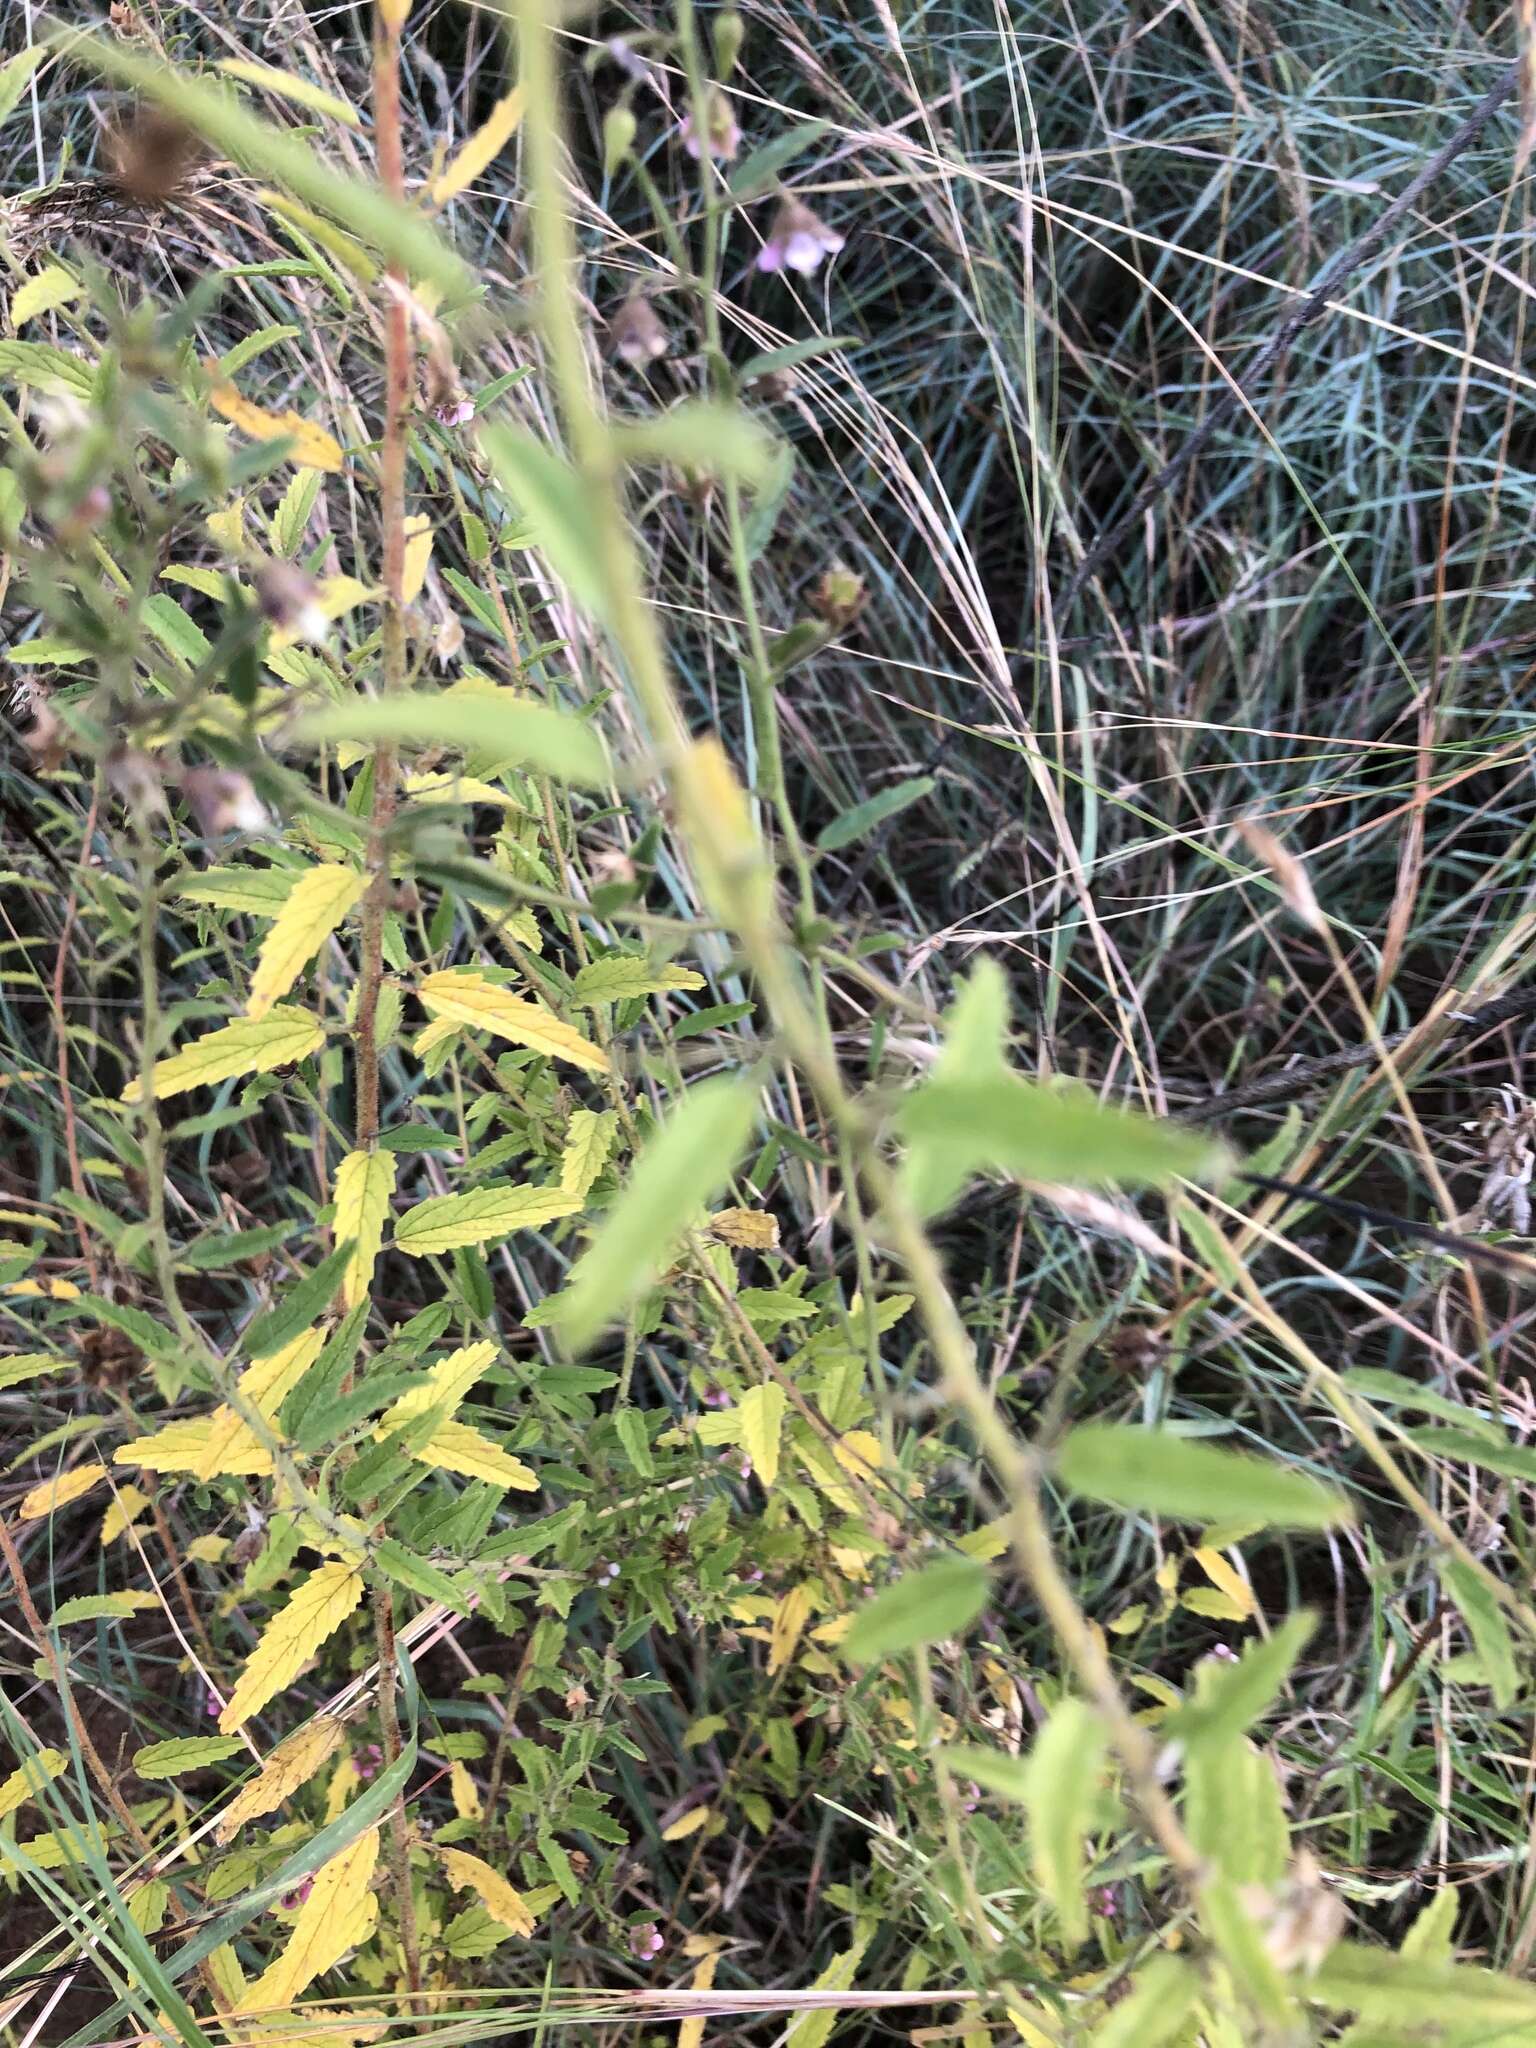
[713, 10, 745, 78]
[680, 88, 741, 162]
[182, 768, 268, 838]
[810, 563, 866, 629]
[607, 293, 669, 369]
[603, 103, 638, 178]
[251, 558, 329, 645]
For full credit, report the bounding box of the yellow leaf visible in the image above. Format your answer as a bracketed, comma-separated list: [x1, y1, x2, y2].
[333, 1150, 397, 1309]
[560, 1108, 618, 1200]
[216, 58, 361, 128]
[679, 1950, 721, 2048]
[430, 89, 525, 205]
[186, 1534, 228, 1563]
[247, 865, 366, 1021]
[269, 574, 374, 649]
[403, 770, 521, 809]
[187, 1329, 323, 1482]
[768, 1583, 813, 1675]
[238, 1826, 379, 2011]
[413, 1014, 461, 1061]
[661, 1805, 711, 1842]
[101, 1484, 150, 1545]
[216, 1717, 345, 1841]
[449, 1760, 481, 1821]
[209, 383, 344, 473]
[123, 1005, 325, 1105]
[739, 1383, 786, 1490]
[955, 1515, 1010, 1563]
[709, 1207, 779, 1250]
[18, 1465, 105, 1522]
[116, 1417, 240, 1476]
[832, 1430, 882, 1482]
[12, 266, 83, 327]
[415, 1420, 538, 1492]
[235, 2012, 383, 2048]
[0, 1749, 66, 1820]
[437, 1846, 535, 1933]
[377, 1340, 496, 1433]
[400, 514, 433, 605]
[417, 970, 608, 1073]
[376, 0, 413, 28]
[219, 1561, 366, 1731]
[208, 498, 245, 552]
[394, 1183, 580, 1257]
[1192, 1547, 1256, 1621]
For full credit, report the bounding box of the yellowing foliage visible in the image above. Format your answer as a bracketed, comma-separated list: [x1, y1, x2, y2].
[209, 383, 344, 472]
[219, 1561, 366, 1731]
[430, 89, 526, 204]
[0, 1749, 66, 1820]
[216, 1718, 345, 1841]
[238, 1826, 379, 2011]
[18, 1465, 106, 1522]
[122, 1007, 325, 1104]
[436, 1846, 535, 1934]
[247, 865, 367, 1020]
[417, 971, 609, 1072]
[333, 1148, 398, 1308]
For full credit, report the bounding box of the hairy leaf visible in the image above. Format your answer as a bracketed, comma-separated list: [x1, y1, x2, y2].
[417, 971, 608, 1072]
[333, 1149, 397, 1310]
[219, 1560, 366, 1730]
[247, 865, 366, 1019]
[215, 1718, 345, 1840]
[394, 1183, 580, 1257]
[122, 1005, 324, 1104]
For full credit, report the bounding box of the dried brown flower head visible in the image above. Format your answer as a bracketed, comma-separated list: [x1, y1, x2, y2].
[105, 108, 202, 204]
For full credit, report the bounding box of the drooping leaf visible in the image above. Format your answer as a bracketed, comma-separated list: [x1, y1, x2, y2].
[237, 1826, 380, 2010]
[209, 383, 344, 473]
[298, 692, 609, 786]
[394, 1183, 580, 1257]
[333, 1149, 397, 1310]
[11, 266, 83, 328]
[122, 1005, 325, 1104]
[417, 970, 608, 1072]
[414, 1420, 538, 1492]
[52, 1592, 158, 1625]
[246, 865, 366, 1019]
[436, 1846, 535, 1934]
[133, 1736, 245, 1779]
[559, 1109, 618, 1200]
[1438, 1556, 1519, 1710]
[841, 1554, 991, 1662]
[18, 1465, 106, 1521]
[430, 88, 525, 204]
[219, 1560, 366, 1730]
[216, 58, 360, 127]
[899, 1074, 1226, 1194]
[0, 1749, 66, 1820]
[557, 1077, 758, 1350]
[481, 424, 613, 624]
[215, 1718, 345, 1840]
[739, 1383, 787, 1489]
[1021, 1699, 1108, 1948]
[1057, 1426, 1352, 1531]
[571, 957, 705, 1006]
[817, 776, 934, 854]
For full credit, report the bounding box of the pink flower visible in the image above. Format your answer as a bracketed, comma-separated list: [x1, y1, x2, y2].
[279, 1878, 314, 1912]
[756, 197, 844, 276]
[434, 396, 475, 428]
[629, 1922, 664, 1960]
[354, 1742, 385, 1782]
[680, 89, 740, 162]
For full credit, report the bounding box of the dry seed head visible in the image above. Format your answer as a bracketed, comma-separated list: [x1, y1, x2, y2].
[608, 293, 669, 368]
[1238, 819, 1324, 932]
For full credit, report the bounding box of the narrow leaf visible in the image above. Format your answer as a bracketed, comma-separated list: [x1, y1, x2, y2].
[1057, 1425, 1352, 1531]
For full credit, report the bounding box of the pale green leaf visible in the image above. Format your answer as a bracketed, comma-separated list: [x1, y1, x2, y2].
[1057, 1425, 1352, 1531]
[133, 1736, 245, 1779]
[11, 266, 82, 328]
[556, 1077, 758, 1350]
[841, 1554, 990, 1662]
[1020, 1699, 1107, 1948]
[296, 691, 608, 786]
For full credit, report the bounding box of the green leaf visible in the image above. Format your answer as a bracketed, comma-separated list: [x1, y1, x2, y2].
[727, 119, 832, 200]
[1057, 1425, 1352, 1531]
[557, 1077, 758, 1350]
[52, 1592, 158, 1626]
[1186, 1736, 1288, 1888]
[1020, 1699, 1107, 1948]
[739, 335, 855, 384]
[1086, 1955, 1202, 2048]
[937, 1742, 1031, 1803]
[57, 33, 469, 298]
[1406, 1427, 1536, 1483]
[481, 425, 613, 626]
[1165, 1610, 1315, 1750]
[1438, 1556, 1519, 1710]
[133, 1737, 245, 1779]
[176, 868, 298, 916]
[817, 776, 934, 854]
[1311, 1945, 1536, 2030]
[611, 402, 774, 483]
[0, 341, 94, 398]
[0, 48, 46, 131]
[899, 1075, 1227, 1193]
[292, 1372, 427, 1454]
[841, 1554, 990, 1662]
[373, 1537, 473, 1616]
[12, 265, 83, 328]
[614, 1407, 654, 1478]
[240, 1239, 354, 1360]
[0, 1354, 62, 1392]
[297, 691, 609, 787]
[571, 956, 705, 1005]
